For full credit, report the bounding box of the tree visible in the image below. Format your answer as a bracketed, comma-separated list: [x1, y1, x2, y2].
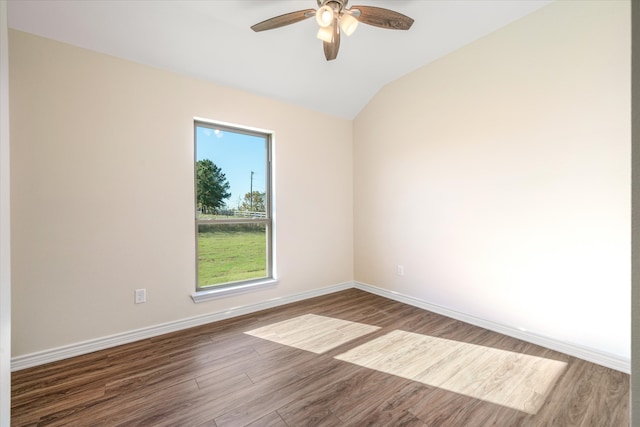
[239, 191, 265, 213]
[196, 159, 231, 214]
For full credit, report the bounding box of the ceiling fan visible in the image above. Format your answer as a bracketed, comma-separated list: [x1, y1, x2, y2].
[251, 0, 414, 61]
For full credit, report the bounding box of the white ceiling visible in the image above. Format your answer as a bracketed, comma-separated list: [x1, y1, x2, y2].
[7, 0, 553, 119]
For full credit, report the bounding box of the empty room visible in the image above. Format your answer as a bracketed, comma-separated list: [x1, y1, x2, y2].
[1, 0, 632, 425]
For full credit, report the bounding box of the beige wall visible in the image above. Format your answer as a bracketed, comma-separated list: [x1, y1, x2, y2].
[10, 0, 631, 365]
[632, 0, 639, 421]
[9, 30, 353, 356]
[1, 0, 12, 422]
[354, 1, 630, 358]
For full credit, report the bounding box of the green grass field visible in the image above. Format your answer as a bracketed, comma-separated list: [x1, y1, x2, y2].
[198, 225, 267, 287]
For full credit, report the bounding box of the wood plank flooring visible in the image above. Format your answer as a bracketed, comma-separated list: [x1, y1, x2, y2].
[11, 289, 629, 426]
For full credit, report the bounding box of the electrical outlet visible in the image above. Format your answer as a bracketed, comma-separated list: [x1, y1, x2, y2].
[397, 265, 405, 276]
[135, 288, 146, 304]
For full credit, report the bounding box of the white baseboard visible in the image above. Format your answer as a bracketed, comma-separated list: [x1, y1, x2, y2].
[12, 280, 630, 374]
[353, 281, 630, 374]
[11, 281, 353, 371]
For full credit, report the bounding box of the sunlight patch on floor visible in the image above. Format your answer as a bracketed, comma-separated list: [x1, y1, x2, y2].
[244, 314, 381, 354]
[335, 330, 567, 414]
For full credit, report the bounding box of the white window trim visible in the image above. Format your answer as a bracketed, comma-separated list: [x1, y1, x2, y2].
[193, 118, 275, 299]
[191, 278, 279, 303]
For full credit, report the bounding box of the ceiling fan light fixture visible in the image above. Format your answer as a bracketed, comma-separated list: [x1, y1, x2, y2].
[339, 13, 358, 36]
[315, 5, 334, 28]
[316, 24, 334, 42]
[251, 1, 414, 61]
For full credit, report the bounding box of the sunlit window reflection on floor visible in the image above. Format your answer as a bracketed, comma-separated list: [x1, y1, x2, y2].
[244, 314, 381, 354]
[335, 330, 567, 414]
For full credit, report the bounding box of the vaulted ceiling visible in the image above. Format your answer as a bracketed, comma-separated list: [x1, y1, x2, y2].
[7, 0, 552, 119]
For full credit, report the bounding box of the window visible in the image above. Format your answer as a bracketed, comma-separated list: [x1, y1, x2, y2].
[193, 120, 273, 299]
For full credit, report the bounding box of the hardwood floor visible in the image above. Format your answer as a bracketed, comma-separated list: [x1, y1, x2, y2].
[11, 289, 629, 426]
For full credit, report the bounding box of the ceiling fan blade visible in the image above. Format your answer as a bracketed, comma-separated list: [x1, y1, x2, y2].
[323, 23, 340, 61]
[251, 9, 315, 32]
[350, 6, 414, 30]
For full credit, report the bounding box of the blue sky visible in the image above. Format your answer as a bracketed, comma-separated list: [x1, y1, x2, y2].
[196, 126, 266, 209]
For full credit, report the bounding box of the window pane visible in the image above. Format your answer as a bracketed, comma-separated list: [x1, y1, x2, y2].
[197, 223, 267, 288]
[196, 126, 266, 219]
[195, 122, 272, 291]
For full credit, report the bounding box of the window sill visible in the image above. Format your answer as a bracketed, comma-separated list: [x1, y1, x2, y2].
[191, 279, 278, 303]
